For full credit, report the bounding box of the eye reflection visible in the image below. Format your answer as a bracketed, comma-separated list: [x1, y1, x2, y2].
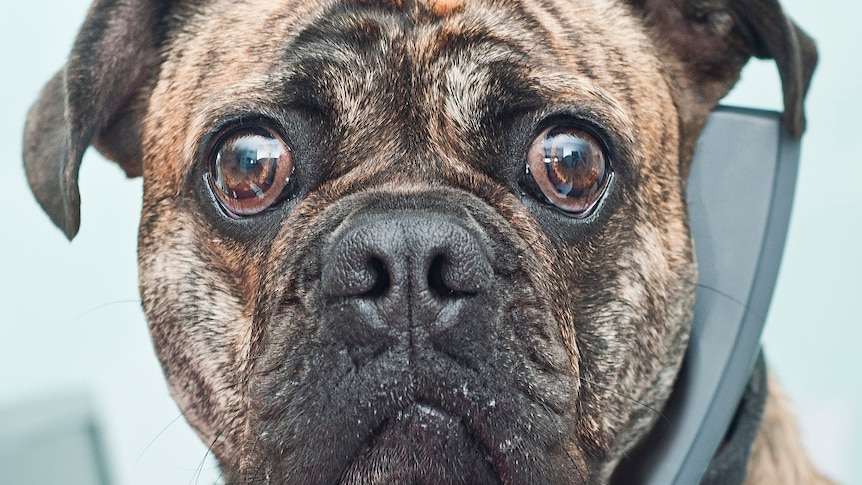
[526, 125, 610, 216]
[214, 135, 283, 200]
[543, 131, 604, 198]
[209, 126, 293, 217]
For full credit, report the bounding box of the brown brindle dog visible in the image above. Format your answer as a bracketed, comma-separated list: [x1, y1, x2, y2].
[24, 0, 829, 483]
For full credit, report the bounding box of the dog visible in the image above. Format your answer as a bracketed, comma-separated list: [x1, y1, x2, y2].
[23, 0, 830, 483]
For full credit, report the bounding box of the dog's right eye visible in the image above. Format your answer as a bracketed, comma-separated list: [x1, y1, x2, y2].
[208, 126, 294, 217]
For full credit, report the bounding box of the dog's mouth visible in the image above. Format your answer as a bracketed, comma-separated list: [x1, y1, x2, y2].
[338, 403, 500, 485]
[246, 352, 578, 485]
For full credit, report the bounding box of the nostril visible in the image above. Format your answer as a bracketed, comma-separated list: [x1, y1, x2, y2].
[365, 257, 391, 299]
[427, 254, 450, 299]
[427, 254, 470, 300]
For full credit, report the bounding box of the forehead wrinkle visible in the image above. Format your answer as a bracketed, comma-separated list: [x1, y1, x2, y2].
[432, 37, 537, 124]
[406, 6, 551, 170]
[304, 0, 546, 121]
[283, 9, 412, 127]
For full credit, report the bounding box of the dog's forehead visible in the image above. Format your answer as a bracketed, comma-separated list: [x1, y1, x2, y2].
[148, 0, 671, 188]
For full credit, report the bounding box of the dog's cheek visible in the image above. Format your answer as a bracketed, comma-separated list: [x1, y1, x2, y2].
[567, 184, 696, 474]
[515, 89, 694, 469]
[138, 201, 256, 467]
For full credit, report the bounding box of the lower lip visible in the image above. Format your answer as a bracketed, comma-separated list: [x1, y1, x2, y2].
[338, 403, 500, 484]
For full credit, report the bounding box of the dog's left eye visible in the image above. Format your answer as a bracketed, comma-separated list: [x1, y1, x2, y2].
[524, 126, 610, 217]
[208, 126, 293, 217]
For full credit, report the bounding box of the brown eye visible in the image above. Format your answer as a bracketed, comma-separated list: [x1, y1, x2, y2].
[525, 126, 610, 216]
[209, 126, 293, 217]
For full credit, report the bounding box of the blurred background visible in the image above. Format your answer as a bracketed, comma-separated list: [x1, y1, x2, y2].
[1, 1, 859, 484]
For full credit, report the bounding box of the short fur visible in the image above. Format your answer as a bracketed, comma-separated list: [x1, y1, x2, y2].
[23, 0, 827, 483]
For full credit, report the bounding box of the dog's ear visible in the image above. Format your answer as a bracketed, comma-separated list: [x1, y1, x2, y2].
[23, 0, 171, 239]
[627, 0, 817, 149]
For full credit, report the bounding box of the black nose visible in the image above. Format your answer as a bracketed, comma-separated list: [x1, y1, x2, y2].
[321, 210, 493, 334]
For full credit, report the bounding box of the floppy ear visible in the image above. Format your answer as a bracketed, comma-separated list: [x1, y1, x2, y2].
[627, 0, 817, 157]
[22, 0, 171, 239]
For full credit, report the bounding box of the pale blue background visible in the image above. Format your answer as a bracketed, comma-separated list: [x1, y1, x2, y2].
[1, 1, 858, 484]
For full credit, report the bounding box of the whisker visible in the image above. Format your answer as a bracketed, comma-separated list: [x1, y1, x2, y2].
[67, 299, 141, 325]
[135, 378, 250, 465]
[695, 282, 766, 321]
[248, 447, 268, 484]
[565, 446, 589, 483]
[575, 375, 668, 424]
[192, 427, 227, 485]
[216, 463, 228, 485]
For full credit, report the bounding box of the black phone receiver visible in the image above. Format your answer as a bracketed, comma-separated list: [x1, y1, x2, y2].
[613, 106, 801, 484]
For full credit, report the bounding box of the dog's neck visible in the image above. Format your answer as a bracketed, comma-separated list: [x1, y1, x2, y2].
[613, 353, 767, 484]
[700, 354, 767, 485]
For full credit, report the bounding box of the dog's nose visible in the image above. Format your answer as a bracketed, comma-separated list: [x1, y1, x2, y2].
[321, 211, 493, 333]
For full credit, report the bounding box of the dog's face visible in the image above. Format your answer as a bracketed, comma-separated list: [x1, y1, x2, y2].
[140, 2, 694, 481]
[23, 0, 815, 482]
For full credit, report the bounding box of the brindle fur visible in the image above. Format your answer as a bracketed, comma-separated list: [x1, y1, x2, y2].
[23, 0, 826, 483]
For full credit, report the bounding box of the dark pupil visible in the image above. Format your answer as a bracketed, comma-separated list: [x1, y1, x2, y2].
[543, 132, 601, 197]
[215, 134, 280, 200]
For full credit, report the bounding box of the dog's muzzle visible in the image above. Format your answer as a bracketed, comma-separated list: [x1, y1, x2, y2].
[248, 196, 579, 484]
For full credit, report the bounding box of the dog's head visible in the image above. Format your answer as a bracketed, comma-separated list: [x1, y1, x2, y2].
[24, 0, 815, 482]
